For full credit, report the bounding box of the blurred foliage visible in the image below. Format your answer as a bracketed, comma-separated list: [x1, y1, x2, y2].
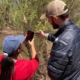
[0, 0, 53, 32]
[0, 0, 80, 32]
[0, 0, 80, 80]
[65, 0, 80, 25]
[0, 0, 80, 31]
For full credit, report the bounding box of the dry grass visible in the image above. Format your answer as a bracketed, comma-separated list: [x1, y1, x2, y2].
[0, 34, 7, 54]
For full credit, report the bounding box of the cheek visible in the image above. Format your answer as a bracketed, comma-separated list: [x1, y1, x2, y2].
[18, 48, 22, 54]
[51, 18, 59, 29]
[20, 49, 22, 53]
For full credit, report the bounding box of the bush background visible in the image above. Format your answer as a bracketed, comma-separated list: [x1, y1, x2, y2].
[0, 0, 80, 80]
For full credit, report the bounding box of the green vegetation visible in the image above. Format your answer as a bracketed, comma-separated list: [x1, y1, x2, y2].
[0, 0, 80, 80]
[0, 34, 6, 53]
[0, 0, 80, 31]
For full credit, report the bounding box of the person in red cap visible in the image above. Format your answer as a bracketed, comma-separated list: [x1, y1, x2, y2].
[36, 0, 80, 80]
[0, 35, 39, 80]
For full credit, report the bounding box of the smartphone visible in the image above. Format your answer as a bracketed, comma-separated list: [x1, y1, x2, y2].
[26, 30, 34, 41]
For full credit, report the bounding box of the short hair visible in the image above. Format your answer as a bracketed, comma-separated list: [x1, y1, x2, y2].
[58, 5, 69, 20]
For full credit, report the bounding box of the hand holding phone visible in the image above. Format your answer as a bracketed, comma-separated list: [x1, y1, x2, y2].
[26, 30, 34, 41]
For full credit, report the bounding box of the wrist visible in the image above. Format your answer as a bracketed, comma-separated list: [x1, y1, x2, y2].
[30, 44, 35, 48]
[45, 33, 49, 39]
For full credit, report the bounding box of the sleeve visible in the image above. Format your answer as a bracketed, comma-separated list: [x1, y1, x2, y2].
[15, 58, 39, 80]
[28, 58, 39, 79]
[48, 39, 70, 80]
[31, 58, 39, 71]
[47, 33, 56, 42]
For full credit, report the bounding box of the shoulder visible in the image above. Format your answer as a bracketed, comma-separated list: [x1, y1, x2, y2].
[57, 25, 79, 46]
[59, 25, 80, 46]
[16, 58, 39, 64]
[15, 58, 39, 69]
[14, 58, 39, 80]
[51, 25, 80, 57]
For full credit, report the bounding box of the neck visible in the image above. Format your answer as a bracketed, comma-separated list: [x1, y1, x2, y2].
[11, 56, 18, 63]
[11, 57, 17, 63]
[58, 18, 69, 27]
[12, 55, 18, 60]
[4, 53, 18, 62]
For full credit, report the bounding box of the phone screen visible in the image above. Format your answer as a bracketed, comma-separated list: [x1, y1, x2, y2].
[26, 30, 34, 41]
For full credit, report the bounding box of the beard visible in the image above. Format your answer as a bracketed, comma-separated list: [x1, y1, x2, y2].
[51, 17, 59, 29]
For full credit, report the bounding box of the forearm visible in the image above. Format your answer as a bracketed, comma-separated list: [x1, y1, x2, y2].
[30, 45, 37, 59]
[46, 33, 56, 42]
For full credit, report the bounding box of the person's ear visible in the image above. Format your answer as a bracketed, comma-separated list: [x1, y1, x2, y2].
[53, 16, 57, 20]
[18, 48, 21, 54]
[53, 16, 58, 23]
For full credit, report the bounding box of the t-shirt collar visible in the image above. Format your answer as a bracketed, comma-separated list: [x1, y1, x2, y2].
[4, 53, 17, 63]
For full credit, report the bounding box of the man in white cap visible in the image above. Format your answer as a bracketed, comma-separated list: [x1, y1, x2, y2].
[36, 0, 80, 80]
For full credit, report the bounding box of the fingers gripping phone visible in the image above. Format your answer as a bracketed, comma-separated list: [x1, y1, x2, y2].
[26, 30, 34, 41]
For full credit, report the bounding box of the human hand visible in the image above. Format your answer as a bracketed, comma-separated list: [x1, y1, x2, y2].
[28, 38, 34, 47]
[35, 30, 46, 38]
[21, 34, 27, 44]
